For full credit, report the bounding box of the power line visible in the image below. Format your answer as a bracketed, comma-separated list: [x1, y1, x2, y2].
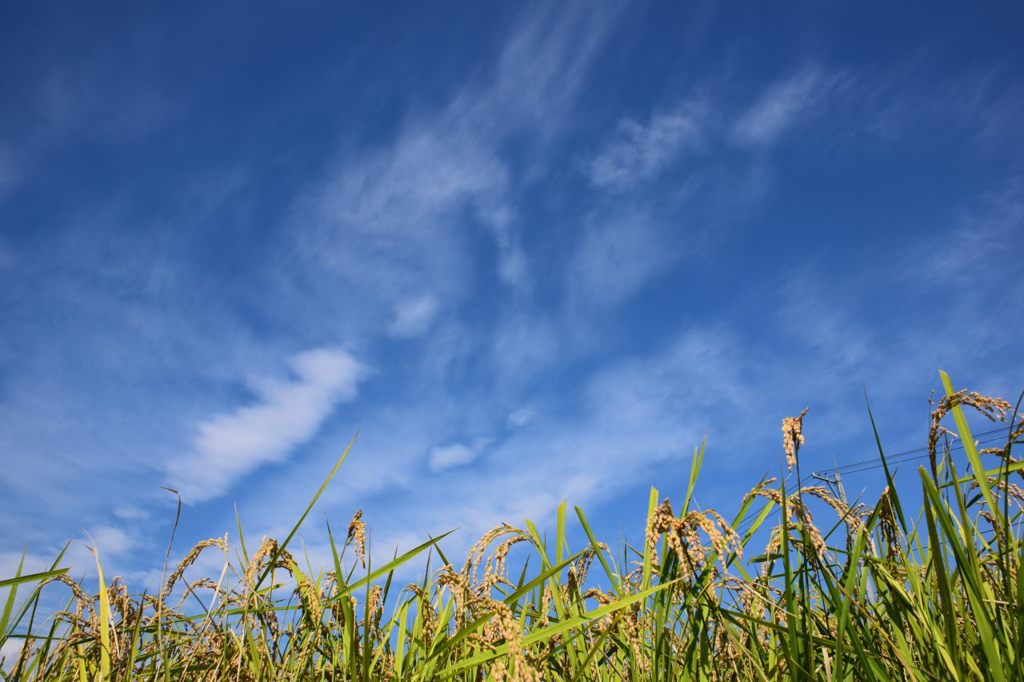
[807, 426, 1009, 478]
[733, 426, 1019, 538]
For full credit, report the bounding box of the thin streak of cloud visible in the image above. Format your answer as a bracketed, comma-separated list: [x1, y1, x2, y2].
[428, 438, 491, 473]
[732, 66, 829, 147]
[290, 1, 624, 321]
[165, 348, 368, 503]
[388, 294, 440, 339]
[507, 406, 537, 428]
[589, 106, 705, 191]
[567, 208, 682, 307]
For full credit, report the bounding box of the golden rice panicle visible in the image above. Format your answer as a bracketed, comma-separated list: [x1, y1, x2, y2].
[1012, 411, 1024, 442]
[161, 535, 228, 600]
[406, 584, 436, 644]
[928, 388, 1013, 476]
[644, 499, 677, 570]
[436, 565, 475, 628]
[994, 479, 1024, 508]
[645, 499, 741, 580]
[783, 492, 826, 560]
[480, 598, 539, 682]
[346, 509, 367, 568]
[746, 479, 782, 506]
[876, 486, 901, 558]
[243, 536, 289, 588]
[706, 508, 742, 560]
[13, 634, 35, 676]
[800, 508, 827, 559]
[40, 573, 95, 623]
[366, 584, 383, 629]
[569, 545, 602, 589]
[782, 408, 810, 472]
[289, 562, 324, 626]
[958, 390, 1013, 422]
[330, 594, 359, 629]
[463, 523, 524, 584]
[802, 485, 864, 532]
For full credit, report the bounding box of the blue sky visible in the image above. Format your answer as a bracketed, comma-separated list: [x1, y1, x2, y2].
[1, 2, 1023, 585]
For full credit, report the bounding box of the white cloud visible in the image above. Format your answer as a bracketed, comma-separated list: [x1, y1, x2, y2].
[113, 505, 149, 522]
[166, 347, 368, 503]
[85, 525, 134, 556]
[491, 313, 560, 387]
[922, 180, 1024, 283]
[290, 1, 622, 321]
[732, 66, 828, 147]
[0, 525, 137, 604]
[568, 208, 682, 307]
[589, 107, 704, 190]
[428, 443, 478, 472]
[388, 294, 440, 338]
[286, 119, 507, 352]
[481, 204, 529, 288]
[429, 437, 492, 473]
[507, 406, 537, 428]
[486, 1, 625, 137]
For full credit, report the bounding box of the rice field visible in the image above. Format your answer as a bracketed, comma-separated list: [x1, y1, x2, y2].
[2, 370, 1023, 680]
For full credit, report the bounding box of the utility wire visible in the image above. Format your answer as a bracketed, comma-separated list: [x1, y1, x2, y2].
[807, 426, 1009, 478]
[733, 426, 1018, 538]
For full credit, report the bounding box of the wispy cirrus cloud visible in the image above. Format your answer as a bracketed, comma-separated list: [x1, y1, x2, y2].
[567, 206, 683, 308]
[918, 178, 1024, 283]
[166, 348, 368, 503]
[507, 406, 537, 428]
[388, 294, 440, 339]
[732, 65, 833, 147]
[287, 1, 624, 327]
[428, 437, 491, 473]
[588, 106, 706, 191]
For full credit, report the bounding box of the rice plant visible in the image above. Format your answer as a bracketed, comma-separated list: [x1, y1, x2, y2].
[2, 370, 1022, 680]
